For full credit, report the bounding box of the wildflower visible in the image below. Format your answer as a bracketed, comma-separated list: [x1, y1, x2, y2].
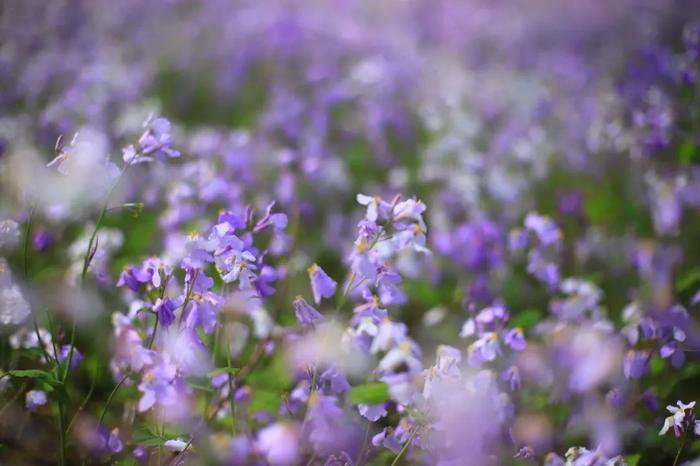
[32, 229, 53, 251]
[253, 202, 288, 233]
[138, 116, 180, 160]
[26, 390, 47, 411]
[504, 328, 527, 351]
[1, 274, 31, 326]
[659, 400, 700, 437]
[0, 219, 20, 249]
[137, 359, 178, 412]
[623, 350, 650, 380]
[356, 194, 390, 222]
[359, 403, 388, 421]
[467, 332, 501, 366]
[59, 345, 84, 371]
[293, 296, 325, 327]
[153, 297, 182, 328]
[308, 263, 337, 305]
[256, 422, 301, 466]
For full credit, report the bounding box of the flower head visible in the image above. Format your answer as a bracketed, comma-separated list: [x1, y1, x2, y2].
[308, 264, 337, 305]
[659, 400, 700, 437]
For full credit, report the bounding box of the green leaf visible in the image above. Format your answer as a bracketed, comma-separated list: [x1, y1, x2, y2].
[187, 382, 214, 393]
[348, 383, 390, 405]
[8, 369, 54, 381]
[679, 142, 698, 165]
[132, 427, 165, 446]
[207, 367, 239, 378]
[626, 454, 640, 466]
[511, 308, 543, 330]
[676, 268, 700, 293]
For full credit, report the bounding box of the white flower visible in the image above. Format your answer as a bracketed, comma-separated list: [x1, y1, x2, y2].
[659, 400, 697, 436]
[0, 220, 20, 250]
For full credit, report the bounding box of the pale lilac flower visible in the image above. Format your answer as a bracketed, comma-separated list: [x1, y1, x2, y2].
[137, 359, 178, 412]
[293, 296, 325, 327]
[138, 116, 180, 160]
[308, 263, 337, 305]
[359, 403, 388, 421]
[357, 194, 390, 222]
[256, 422, 301, 466]
[504, 328, 527, 351]
[25, 389, 47, 411]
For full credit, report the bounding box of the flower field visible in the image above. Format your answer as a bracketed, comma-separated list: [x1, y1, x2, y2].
[2, 1, 700, 465]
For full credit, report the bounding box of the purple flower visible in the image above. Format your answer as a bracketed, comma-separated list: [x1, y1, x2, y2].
[308, 263, 337, 305]
[32, 229, 52, 251]
[359, 403, 388, 421]
[320, 368, 350, 394]
[137, 359, 178, 412]
[356, 194, 391, 222]
[502, 366, 521, 391]
[504, 328, 526, 351]
[467, 332, 501, 366]
[58, 345, 84, 371]
[623, 350, 650, 379]
[293, 296, 325, 327]
[524, 213, 561, 247]
[138, 116, 180, 161]
[253, 202, 288, 234]
[25, 390, 47, 411]
[153, 297, 182, 328]
[660, 341, 685, 368]
[256, 422, 301, 466]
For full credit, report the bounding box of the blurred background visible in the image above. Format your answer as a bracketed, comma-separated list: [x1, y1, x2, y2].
[2, 0, 700, 464]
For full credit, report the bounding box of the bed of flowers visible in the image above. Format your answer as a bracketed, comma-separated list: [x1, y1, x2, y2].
[2, 1, 700, 465]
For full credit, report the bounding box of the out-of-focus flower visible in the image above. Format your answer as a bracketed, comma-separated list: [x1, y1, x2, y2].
[293, 296, 325, 327]
[256, 422, 301, 466]
[58, 345, 83, 371]
[0, 258, 31, 326]
[25, 389, 47, 411]
[138, 116, 180, 161]
[137, 358, 178, 412]
[0, 220, 20, 250]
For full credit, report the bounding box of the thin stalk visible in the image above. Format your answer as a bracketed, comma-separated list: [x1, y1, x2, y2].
[389, 426, 419, 466]
[147, 314, 160, 349]
[67, 364, 98, 432]
[23, 207, 33, 278]
[355, 422, 372, 466]
[97, 374, 129, 427]
[67, 161, 133, 382]
[672, 435, 687, 466]
[57, 398, 66, 466]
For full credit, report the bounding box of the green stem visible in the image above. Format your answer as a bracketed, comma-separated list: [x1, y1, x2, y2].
[57, 398, 66, 466]
[148, 314, 160, 349]
[23, 207, 33, 278]
[672, 435, 687, 466]
[389, 426, 419, 466]
[68, 161, 133, 381]
[226, 349, 236, 435]
[67, 364, 98, 433]
[335, 272, 357, 313]
[97, 374, 129, 427]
